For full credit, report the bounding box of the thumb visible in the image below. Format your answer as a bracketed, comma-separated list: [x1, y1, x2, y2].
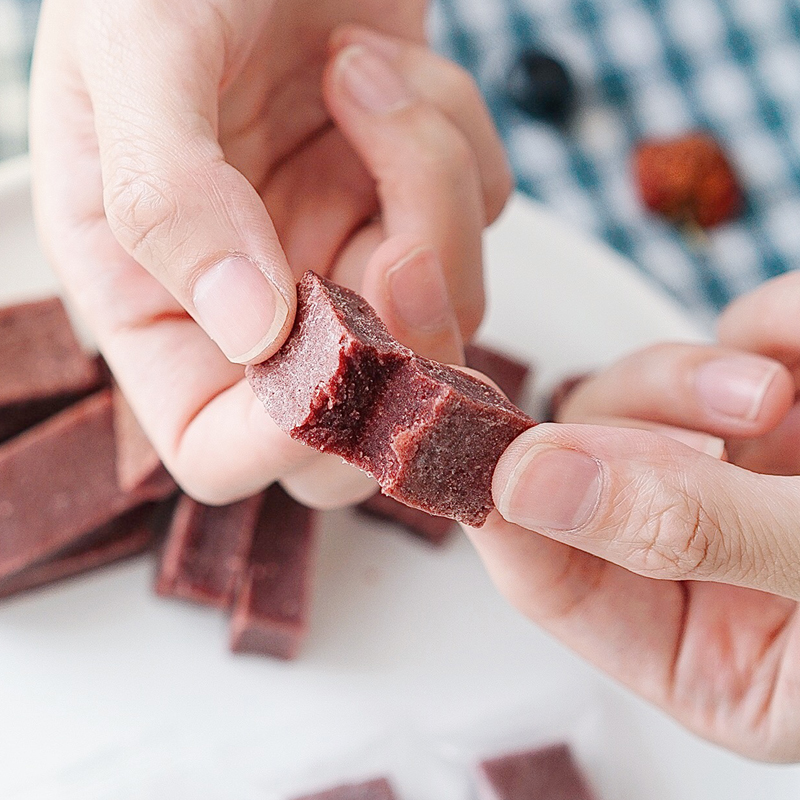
[492, 424, 800, 599]
[82, 3, 294, 364]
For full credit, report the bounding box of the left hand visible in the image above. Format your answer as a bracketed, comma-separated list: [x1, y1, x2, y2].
[464, 274, 800, 762]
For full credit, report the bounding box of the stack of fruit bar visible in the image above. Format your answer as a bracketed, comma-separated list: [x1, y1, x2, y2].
[285, 742, 596, 800]
[0, 286, 533, 659]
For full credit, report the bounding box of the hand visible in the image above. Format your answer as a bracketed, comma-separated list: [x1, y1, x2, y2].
[30, 1, 511, 507]
[467, 274, 800, 761]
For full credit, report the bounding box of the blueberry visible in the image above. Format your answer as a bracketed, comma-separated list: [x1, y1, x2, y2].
[506, 51, 575, 124]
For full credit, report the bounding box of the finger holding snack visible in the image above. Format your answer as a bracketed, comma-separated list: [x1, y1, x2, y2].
[29, 0, 509, 508]
[464, 298, 800, 761]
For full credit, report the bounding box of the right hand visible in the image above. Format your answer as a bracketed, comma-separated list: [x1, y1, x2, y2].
[30, 1, 512, 507]
[464, 274, 800, 761]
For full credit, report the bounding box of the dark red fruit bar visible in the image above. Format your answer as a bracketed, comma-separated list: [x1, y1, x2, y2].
[291, 778, 398, 800]
[0, 505, 156, 601]
[464, 343, 530, 406]
[357, 491, 454, 546]
[247, 273, 535, 528]
[633, 131, 742, 229]
[357, 343, 532, 543]
[113, 386, 165, 492]
[156, 493, 261, 608]
[230, 484, 316, 660]
[0, 297, 103, 442]
[0, 390, 176, 580]
[476, 743, 596, 800]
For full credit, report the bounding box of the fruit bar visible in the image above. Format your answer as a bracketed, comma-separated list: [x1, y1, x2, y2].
[247, 273, 535, 527]
[464, 343, 530, 406]
[112, 386, 165, 492]
[0, 505, 156, 601]
[0, 297, 102, 442]
[156, 493, 262, 608]
[291, 778, 398, 800]
[357, 343, 532, 543]
[230, 483, 316, 660]
[0, 390, 176, 580]
[357, 491, 454, 546]
[476, 743, 597, 800]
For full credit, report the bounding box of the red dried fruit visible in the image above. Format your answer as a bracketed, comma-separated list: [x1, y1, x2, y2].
[633, 132, 742, 229]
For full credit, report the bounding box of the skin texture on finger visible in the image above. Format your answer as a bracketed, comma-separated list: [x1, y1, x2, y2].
[323, 41, 487, 340]
[491, 423, 800, 598]
[464, 512, 800, 761]
[558, 343, 794, 439]
[330, 24, 514, 224]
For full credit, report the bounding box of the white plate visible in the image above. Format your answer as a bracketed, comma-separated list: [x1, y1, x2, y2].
[1, 157, 798, 800]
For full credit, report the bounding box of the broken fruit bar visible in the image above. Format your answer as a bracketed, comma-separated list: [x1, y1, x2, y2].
[357, 491, 454, 546]
[464, 343, 530, 406]
[230, 484, 316, 660]
[0, 390, 176, 580]
[356, 343, 532, 543]
[247, 272, 535, 527]
[633, 132, 742, 229]
[156, 493, 261, 608]
[0, 505, 156, 601]
[476, 743, 596, 800]
[0, 297, 102, 442]
[291, 778, 398, 800]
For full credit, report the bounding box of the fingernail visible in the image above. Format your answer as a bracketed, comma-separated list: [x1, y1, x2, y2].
[336, 45, 413, 114]
[651, 425, 726, 459]
[695, 356, 779, 422]
[496, 446, 603, 532]
[192, 255, 289, 364]
[345, 27, 403, 60]
[387, 248, 458, 333]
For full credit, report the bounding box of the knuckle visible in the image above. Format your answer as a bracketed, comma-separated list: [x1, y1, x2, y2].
[103, 162, 180, 259]
[612, 477, 722, 579]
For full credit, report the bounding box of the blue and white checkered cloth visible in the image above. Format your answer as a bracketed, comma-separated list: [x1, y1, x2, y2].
[3, 0, 800, 323]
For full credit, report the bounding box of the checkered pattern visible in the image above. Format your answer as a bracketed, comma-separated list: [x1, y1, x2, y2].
[2, 0, 800, 321]
[431, 0, 800, 323]
[0, 0, 36, 161]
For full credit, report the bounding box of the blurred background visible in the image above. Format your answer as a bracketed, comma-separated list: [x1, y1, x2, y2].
[3, 0, 800, 325]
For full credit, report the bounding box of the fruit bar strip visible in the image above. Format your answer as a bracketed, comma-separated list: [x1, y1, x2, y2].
[464, 343, 531, 406]
[357, 491, 454, 546]
[476, 743, 597, 800]
[156, 493, 262, 608]
[0, 297, 103, 442]
[0, 390, 176, 579]
[112, 385, 168, 492]
[230, 484, 316, 660]
[0, 505, 156, 601]
[291, 778, 398, 800]
[247, 272, 535, 528]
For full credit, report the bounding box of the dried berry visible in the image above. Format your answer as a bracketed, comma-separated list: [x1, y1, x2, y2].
[633, 132, 743, 229]
[506, 51, 575, 125]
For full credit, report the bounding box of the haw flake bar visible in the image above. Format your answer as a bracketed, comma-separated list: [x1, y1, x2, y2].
[0, 297, 102, 442]
[0, 390, 176, 580]
[0, 505, 156, 601]
[464, 343, 531, 406]
[477, 744, 596, 800]
[291, 778, 398, 800]
[156, 493, 261, 608]
[357, 491, 454, 546]
[230, 484, 316, 660]
[247, 272, 535, 527]
[357, 343, 532, 543]
[113, 386, 165, 493]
